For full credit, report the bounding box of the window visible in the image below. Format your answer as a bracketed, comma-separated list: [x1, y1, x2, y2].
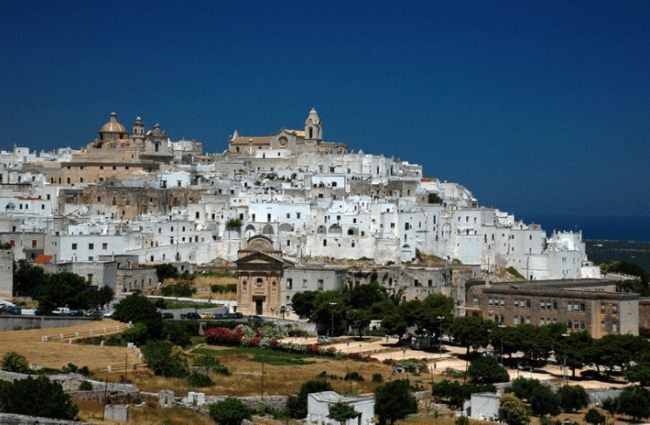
[196, 212, 200, 219]
[541, 301, 545, 309]
[473, 296, 478, 304]
[574, 322, 579, 330]
[553, 301, 558, 310]
[568, 302, 573, 312]
[601, 321, 605, 331]
[89, 243, 94, 250]
[526, 317, 530, 324]
[574, 302, 579, 312]
[526, 299, 531, 308]
[32, 240, 37, 248]
[601, 303, 606, 313]
[72, 243, 77, 250]
[302, 279, 307, 288]
[287, 213, 291, 219]
[613, 322, 618, 333]
[87, 274, 93, 285]
[546, 301, 551, 309]
[500, 298, 505, 306]
[613, 304, 618, 313]
[540, 318, 545, 326]
[580, 303, 586, 312]
[287, 279, 292, 290]
[489, 297, 493, 306]
[428, 279, 433, 287]
[323, 239, 327, 247]
[568, 320, 572, 329]
[581, 321, 585, 330]
[514, 317, 519, 325]
[297, 213, 301, 219]
[514, 299, 519, 308]
[318, 279, 324, 290]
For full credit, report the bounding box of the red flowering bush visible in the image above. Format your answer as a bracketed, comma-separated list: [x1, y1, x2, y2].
[307, 344, 319, 353]
[326, 347, 337, 356]
[205, 327, 244, 346]
[270, 339, 279, 349]
[247, 338, 261, 346]
[383, 358, 397, 366]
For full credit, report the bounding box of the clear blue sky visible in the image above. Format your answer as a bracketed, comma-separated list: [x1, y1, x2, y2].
[1, 1, 649, 222]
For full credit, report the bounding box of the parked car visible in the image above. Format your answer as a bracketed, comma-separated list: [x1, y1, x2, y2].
[199, 312, 213, 319]
[34, 308, 51, 316]
[6, 305, 21, 315]
[317, 335, 332, 343]
[52, 307, 71, 316]
[103, 310, 116, 318]
[247, 315, 264, 323]
[161, 312, 174, 319]
[87, 310, 104, 318]
[212, 313, 225, 319]
[67, 310, 84, 317]
[230, 312, 243, 319]
[184, 312, 201, 320]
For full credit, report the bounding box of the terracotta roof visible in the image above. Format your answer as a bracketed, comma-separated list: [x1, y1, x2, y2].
[35, 255, 53, 264]
[100, 113, 127, 133]
[231, 137, 271, 145]
[287, 130, 305, 137]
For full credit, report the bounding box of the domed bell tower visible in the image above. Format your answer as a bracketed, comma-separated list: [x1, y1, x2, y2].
[304, 108, 323, 145]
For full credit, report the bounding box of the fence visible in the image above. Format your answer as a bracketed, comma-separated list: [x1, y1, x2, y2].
[41, 323, 130, 342]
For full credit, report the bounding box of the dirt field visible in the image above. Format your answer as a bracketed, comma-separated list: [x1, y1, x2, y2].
[0, 320, 144, 371]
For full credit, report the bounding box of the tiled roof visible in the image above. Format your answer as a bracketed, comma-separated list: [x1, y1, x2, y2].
[35, 255, 53, 263]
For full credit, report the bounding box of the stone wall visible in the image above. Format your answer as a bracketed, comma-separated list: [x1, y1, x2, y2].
[0, 315, 93, 332]
[0, 413, 92, 425]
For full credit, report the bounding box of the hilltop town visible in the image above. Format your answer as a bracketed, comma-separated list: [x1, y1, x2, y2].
[1, 109, 649, 424]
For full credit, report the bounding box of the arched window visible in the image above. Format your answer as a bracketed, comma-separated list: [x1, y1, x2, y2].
[309, 127, 313, 138]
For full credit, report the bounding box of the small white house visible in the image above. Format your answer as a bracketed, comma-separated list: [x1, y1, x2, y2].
[307, 391, 374, 425]
[463, 392, 501, 421]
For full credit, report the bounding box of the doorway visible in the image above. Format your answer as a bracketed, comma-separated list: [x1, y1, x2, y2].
[256, 299, 263, 315]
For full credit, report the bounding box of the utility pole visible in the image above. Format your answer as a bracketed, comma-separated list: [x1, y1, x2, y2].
[437, 316, 444, 359]
[561, 333, 569, 386]
[125, 354, 128, 383]
[329, 302, 337, 337]
[261, 359, 264, 400]
[498, 324, 506, 366]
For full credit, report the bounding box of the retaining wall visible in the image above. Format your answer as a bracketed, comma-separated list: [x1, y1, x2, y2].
[0, 315, 93, 332]
[0, 413, 92, 425]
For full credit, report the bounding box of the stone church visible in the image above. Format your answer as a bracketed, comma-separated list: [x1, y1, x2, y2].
[235, 235, 295, 316]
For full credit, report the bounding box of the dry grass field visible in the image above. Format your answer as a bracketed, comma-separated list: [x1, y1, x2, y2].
[0, 320, 143, 371]
[76, 399, 215, 425]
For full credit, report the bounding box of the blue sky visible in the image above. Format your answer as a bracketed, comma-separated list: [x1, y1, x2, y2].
[1, 1, 649, 224]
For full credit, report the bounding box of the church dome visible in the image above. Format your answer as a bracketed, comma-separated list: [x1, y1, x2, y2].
[100, 113, 127, 133]
[305, 108, 320, 125]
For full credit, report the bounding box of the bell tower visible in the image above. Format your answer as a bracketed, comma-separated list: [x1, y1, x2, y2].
[304, 108, 323, 145]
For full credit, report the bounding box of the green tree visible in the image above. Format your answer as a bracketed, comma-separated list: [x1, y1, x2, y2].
[374, 379, 418, 425]
[468, 356, 510, 384]
[349, 281, 386, 310]
[313, 290, 349, 333]
[209, 397, 251, 425]
[584, 408, 606, 425]
[0, 375, 78, 420]
[225, 219, 243, 230]
[113, 292, 164, 340]
[286, 379, 334, 419]
[122, 322, 149, 345]
[601, 398, 617, 419]
[142, 340, 190, 378]
[428, 193, 442, 204]
[450, 315, 494, 356]
[187, 371, 215, 388]
[504, 377, 544, 403]
[155, 263, 179, 282]
[32, 272, 91, 311]
[601, 261, 649, 285]
[590, 334, 647, 379]
[530, 384, 561, 417]
[328, 401, 360, 425]
[1, 351, 29, 373]
[617, 386, 650, 421]
[347, 309, 372, 338]
[556, 331, 593, 378]
[13, 260, 45, 297]
[500, 393, 530, 425]
[380, 312, 408, 341]
[162, 321, 193, 347]
[558, 385, 589, 413]
[291, 291, 319, 321]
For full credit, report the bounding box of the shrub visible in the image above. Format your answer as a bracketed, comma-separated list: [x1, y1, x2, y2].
[209, 397, 251, 425]
[122, 322, 149, 345]
[205, 327, 245, 346]
[142, 340, 190, 378]
[558, 385, 588, 413]
[455, 416, 470, 425]
[372, 373, 384, 383]
[0, 376, 78, 420]
[78, 380, 93, 391]
[375, 379, 418, 425]
[1, 352, 29, 373]
[344, 371, 365, 381]
[584, 408, 606, 425]
[187, 371, 215, 388]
